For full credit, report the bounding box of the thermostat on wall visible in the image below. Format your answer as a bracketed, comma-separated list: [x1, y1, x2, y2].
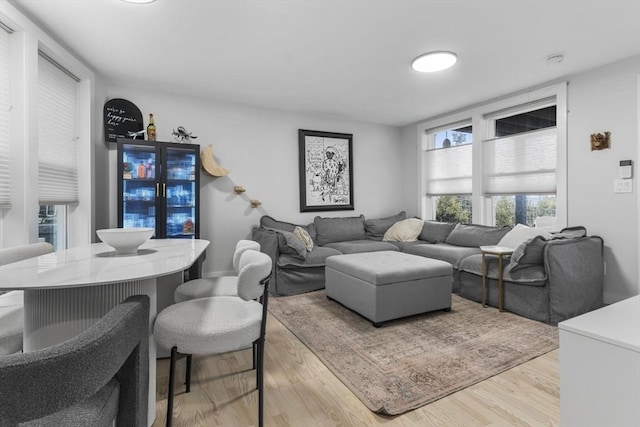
[620, 160, 633, 179]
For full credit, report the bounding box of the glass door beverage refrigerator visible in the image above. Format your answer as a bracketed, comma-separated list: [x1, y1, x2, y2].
[117, 139, 200, 239]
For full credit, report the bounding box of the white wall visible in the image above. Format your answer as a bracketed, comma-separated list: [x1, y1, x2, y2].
[400, 55, 640, 303]
[567, 56, 639, 303]
[100, 84, 403, 276]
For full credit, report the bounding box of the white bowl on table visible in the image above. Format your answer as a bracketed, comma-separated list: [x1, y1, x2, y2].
[96, 228, 154, 255]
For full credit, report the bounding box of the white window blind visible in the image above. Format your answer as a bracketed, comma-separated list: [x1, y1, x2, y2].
[38, 52, 79, 204]
[425, 143, 472, 195]
[483, 127, 557, 195]
[0, 26, 11, 208]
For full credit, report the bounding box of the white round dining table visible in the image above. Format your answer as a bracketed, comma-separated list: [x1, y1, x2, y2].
[0, 238, 210, 426]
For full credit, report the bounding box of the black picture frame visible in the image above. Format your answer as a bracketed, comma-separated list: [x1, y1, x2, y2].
[298, 129, 354, 212]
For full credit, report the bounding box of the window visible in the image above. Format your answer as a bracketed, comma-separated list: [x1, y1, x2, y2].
[419, 83, 567, 229]
[38, 205, 67, 249]
[37, 51, 79, 250]
[423, 123, 473, 223]
[0, 6, 93, 249]
[484, 100, 559, 228]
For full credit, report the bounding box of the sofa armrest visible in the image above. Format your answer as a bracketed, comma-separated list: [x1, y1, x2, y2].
[544, 236, 604, 324]
[251, 226, 280, 268]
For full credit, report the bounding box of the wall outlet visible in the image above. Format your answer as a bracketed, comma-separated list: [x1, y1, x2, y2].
[614, 179, 633, 193]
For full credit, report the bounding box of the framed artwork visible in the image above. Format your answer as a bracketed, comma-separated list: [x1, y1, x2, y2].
[298, 129, 354, 212]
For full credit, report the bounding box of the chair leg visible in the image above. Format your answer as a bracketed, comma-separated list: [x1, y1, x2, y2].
[185, 354, 192, 393]
[253, 342, 257, 370]
[257, 339, 264, 427]
[167, 346, 178, 427]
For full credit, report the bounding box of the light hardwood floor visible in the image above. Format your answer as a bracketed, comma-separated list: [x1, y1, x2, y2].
[153, 313, 560, 427]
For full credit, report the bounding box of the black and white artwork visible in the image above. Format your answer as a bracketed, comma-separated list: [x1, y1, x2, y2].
[298, 129, 354, 212]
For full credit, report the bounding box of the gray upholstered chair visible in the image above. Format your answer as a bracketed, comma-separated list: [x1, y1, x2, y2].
[0, 242, 54, 355]
[0, 294, 150, 427]
[173, 239, 260, 302]
[155, 250, 272, 427]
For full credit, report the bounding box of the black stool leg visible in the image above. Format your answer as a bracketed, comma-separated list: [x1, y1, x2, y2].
[257, 339, 264, 427]
[167, 346, 178, 427]
[185, 354, 192, 393]
[253, 342, 257, 370]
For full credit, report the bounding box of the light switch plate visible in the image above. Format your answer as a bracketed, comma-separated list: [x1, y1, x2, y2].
[614, 179, 633, 193]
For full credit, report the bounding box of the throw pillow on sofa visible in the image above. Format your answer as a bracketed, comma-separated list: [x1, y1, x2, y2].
[497, 223, 552, 250]
[383, 218, 424, 242]
[263, 226, 308, 260]
[419, 221, 456, 243]
[314, 215, 366, 246]
[507, 235, 549, 273]
[364, 211, 406, 240]
[293, 226, 314, 252]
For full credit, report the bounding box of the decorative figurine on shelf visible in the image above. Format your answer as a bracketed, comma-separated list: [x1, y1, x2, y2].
[127, 130, 145, 140]
[171, 126, 198, 143]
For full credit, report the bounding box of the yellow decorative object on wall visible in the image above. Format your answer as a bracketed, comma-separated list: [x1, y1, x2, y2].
[201, 145, 230, 176]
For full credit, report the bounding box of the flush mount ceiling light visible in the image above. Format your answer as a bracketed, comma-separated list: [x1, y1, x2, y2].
[411, 51, 458, 73]
[120, 0, 156, 3]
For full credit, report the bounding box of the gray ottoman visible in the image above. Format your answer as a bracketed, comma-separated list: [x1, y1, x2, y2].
[325, 251, 452, 327]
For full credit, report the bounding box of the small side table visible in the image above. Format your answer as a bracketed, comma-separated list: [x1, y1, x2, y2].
[479, 245, 514, 312]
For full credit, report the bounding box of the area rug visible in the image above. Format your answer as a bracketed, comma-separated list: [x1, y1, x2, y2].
[268, 291, 558, 415]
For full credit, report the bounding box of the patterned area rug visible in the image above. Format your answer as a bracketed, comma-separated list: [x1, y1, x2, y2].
[268, 291, 558, 415]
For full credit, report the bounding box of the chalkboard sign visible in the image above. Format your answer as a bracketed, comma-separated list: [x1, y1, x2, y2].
[103, 98, 144, 143]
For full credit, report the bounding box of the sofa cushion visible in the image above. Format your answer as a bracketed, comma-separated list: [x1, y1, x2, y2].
[324, 240, 400, 254]
[391, 240, 429, 252]
[445, 223, 511, 247]
[404, 243, 481, 269]
[314, 215, 366, 246]
[278, 246, 342, 268]
[260, 215, 299, 232]
[364, 211, 406, 240]
[459, 253, 547, 285]
[382, 218, 424, 242]
[419, 221, 456, 243]
[497, 223, 552, 250]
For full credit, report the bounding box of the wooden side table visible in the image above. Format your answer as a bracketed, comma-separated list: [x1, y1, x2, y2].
[479, 245, 514, 312]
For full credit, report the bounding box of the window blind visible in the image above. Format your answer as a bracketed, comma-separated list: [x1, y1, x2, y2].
[38, 51, 79, 204]
[425, 143, 472, 195]
[0, 26, 11, 208]
[483, 127, 557, 195]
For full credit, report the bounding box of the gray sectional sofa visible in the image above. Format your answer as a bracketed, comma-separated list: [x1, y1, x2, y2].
[251, 212, 604, 324]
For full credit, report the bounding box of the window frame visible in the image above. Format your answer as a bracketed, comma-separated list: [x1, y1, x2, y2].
[418, 82, 567, 229]
[0, 3, 94, 249]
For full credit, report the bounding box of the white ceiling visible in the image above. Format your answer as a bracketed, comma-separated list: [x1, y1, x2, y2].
[7, 0, 640, 127]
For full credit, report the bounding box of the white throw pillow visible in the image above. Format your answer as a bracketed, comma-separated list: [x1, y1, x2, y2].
[497, 223, 552, 250]
[383, 218, 424, 242]
[293, 226, 314, 252]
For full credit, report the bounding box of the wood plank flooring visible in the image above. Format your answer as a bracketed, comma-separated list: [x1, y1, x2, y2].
[153, 313, 559, 427]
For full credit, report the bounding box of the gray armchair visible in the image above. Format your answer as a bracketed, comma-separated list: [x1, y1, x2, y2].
[0, 295, 150, 427]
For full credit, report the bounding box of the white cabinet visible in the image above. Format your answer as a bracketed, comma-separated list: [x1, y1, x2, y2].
[559, 295, 640, 427]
